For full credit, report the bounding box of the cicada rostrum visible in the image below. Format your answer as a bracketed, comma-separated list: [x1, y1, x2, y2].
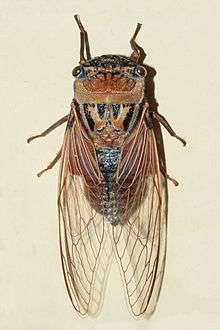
[27, 15, 186, 317]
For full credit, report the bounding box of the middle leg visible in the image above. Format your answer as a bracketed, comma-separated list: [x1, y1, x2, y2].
[37, 149, 62, 177]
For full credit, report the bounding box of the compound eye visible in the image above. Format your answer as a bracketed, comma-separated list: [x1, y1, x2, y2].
[72, 66, 81, 77]
[136, 66, 147, 77]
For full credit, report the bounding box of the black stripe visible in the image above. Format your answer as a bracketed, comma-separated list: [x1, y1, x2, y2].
[123, 105, 135, 130]
[84, 104, 95, 131]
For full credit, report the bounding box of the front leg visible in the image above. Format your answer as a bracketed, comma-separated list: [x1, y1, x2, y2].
[27, 101, 76, 176]
[153, 111, 186, 146]
[27, 114, 68, 144]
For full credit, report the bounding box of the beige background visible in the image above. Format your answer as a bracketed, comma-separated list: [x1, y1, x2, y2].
[1, 0, 220, 329]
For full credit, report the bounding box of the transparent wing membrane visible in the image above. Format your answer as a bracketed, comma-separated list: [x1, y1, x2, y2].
[58, 119, 167, 317]
[58, 126, 113, 316]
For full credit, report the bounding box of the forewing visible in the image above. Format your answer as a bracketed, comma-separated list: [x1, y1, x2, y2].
[58, 122, 113, 316]
[112, 121, 167, 317]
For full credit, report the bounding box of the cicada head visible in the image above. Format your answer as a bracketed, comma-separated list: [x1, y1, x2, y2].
[73, 55, 147, 104]
[73, 15, 147, 105]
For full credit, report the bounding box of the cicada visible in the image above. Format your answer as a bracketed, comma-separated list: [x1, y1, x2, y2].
[27, 15, 186, 317]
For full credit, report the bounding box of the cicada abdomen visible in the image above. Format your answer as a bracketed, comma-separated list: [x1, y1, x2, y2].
[28, 15, 186, 317]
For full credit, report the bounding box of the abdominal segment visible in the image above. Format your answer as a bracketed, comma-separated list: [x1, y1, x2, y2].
[87, 144, 142, 226]
[95, 147, 121, 225]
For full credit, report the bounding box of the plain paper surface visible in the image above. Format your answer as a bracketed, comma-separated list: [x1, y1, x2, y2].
[0, 1, 220, 329]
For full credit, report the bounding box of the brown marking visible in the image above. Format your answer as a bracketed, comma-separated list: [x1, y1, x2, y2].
[74, 78, 145, 104]
[93, 127, 126, 148]
[82, 76, 135, 93]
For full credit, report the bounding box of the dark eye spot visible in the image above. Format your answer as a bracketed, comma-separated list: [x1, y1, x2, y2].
[136, 66, 147, 77]
[72, 66, 81, 77]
